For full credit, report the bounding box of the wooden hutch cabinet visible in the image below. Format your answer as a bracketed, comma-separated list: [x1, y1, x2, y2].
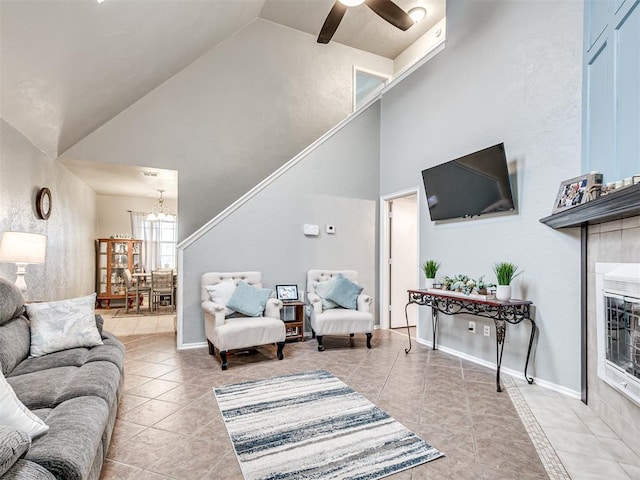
[95, 238, 142, 308]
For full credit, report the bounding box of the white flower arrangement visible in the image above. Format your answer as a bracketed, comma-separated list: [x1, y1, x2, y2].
[441, 274, 494, 295]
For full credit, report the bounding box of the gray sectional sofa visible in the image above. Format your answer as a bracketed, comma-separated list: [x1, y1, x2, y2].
[0, 278, 125, 480]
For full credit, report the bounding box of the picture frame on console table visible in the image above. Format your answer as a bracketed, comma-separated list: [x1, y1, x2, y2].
[552, 172, 603, 214]
[276, 285, 298, 301]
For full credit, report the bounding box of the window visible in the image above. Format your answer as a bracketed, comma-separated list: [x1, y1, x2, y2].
[130, 212, 177, 271]
[353, 68, 391, 111]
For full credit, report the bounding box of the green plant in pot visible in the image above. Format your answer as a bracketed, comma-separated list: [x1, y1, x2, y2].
[493, 262, 520, 301]
[421, 260, 440, 289]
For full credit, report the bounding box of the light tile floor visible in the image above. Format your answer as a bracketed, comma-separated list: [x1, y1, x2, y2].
[100, 310, 640, 479]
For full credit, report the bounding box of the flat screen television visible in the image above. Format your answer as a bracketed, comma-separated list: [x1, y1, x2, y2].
[421, 143, 515, 221]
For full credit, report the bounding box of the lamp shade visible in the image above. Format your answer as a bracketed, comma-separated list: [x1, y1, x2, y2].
[0, 232, 47, 264]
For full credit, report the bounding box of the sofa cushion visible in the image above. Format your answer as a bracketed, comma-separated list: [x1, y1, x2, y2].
[8, 361, 121, 411]
[324, 273, 363, 310]
[1, 458, 57, 480]
[25, 396, 109, 480]
[0, 278, 24, 327]
[25, 293, 103, 358]
[227, 281, 271, 317]
[205, 278, 237, 316]
[10, 336, 125, 377]
[0, 373, 49, 440]
[0, 425, 31, 476]
[0, 316, 30, 377]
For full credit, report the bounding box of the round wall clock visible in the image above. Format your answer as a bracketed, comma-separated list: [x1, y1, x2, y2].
[36, 187, 52, 220]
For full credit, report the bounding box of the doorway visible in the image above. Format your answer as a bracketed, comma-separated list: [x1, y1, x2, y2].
[380, 190, 419, 332]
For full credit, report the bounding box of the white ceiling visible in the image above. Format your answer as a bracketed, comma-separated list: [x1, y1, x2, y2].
[1, 0, 444, 200]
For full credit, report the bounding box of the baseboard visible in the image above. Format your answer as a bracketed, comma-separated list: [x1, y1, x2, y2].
[415, 337, 581, 399]
[177, 341, 208, 351]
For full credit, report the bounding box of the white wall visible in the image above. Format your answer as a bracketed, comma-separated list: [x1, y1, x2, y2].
[180, 104, 381, 346]
[0, 119, 96, 302]
[95, 194, 178, 239]
[380, 0, 584, 393]
[60, 18, 392, 242]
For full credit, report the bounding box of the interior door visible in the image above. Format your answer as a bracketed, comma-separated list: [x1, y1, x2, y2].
[389, 194, 418, 328]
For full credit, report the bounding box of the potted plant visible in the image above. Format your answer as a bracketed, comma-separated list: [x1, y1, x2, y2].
[493, 262, 520, 301]
[421, 260, 441, 289]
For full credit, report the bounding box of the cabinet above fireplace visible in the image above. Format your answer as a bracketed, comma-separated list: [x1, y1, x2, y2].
[540, 184, 640, 229]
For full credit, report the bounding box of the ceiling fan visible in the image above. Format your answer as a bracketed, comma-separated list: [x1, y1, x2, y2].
[317, 0, 414, 44]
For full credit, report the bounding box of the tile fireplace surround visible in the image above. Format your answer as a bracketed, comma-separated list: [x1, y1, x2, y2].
[588, 216, 640, 457]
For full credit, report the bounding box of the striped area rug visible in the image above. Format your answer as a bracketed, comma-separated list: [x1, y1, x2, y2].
[213, 370, 444, 480]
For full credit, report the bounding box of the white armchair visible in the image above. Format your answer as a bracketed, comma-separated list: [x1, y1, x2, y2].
[201, 272, 285, 370]
[306, 269, 374, 351]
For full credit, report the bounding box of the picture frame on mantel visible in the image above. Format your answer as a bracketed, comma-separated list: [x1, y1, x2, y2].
[552, 172, 603, 214]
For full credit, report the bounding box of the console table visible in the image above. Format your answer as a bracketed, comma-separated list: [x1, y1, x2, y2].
[405, 289, 536, 392]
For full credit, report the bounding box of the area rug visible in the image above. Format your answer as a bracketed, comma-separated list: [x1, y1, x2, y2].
[213, 370, 444, 480]
[112, 308, 173, 318]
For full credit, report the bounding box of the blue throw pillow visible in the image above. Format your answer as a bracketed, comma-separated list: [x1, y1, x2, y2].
[324, 274, 363, 310]
[226, 281, 272, 317]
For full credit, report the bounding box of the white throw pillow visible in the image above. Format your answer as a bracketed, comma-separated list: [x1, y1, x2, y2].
[0, 373, 49, 439]
[25, 293, 103, 358]
[205, 279, 237, 316]
[315, 278, 339, 310]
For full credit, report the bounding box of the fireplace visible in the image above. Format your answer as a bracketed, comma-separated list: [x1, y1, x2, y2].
[595, 263, 640, 405]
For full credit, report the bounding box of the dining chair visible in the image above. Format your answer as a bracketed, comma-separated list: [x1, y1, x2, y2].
[151, 270, 175, 312]
[124, 268, 151, 313]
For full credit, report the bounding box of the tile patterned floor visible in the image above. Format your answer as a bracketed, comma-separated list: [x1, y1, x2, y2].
[100, 312, 640, 479]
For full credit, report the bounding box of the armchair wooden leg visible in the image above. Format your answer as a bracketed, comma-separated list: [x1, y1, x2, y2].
[317, 335, 325, 351]
[207, 340, 215, 355]
[220, 350, 228, 370]
[366, 333, 372, 349]
[311, 328, 316, 339]
[349, 333, 355, 347]
[276, 342, 285, 360]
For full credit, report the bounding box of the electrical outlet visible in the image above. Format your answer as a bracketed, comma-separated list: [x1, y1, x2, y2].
[484, 325, 491, 337]
[468, 321, 476, 334]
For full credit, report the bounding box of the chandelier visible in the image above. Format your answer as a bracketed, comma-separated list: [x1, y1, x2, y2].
[147, 189, 175, 222]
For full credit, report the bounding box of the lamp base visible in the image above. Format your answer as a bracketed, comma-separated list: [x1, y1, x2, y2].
[14, 262, 28, 296]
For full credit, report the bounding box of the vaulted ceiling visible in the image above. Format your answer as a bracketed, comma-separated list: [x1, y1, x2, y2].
[1, 0, 444, 198]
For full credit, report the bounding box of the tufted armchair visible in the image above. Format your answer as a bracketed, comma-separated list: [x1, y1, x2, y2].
[201, 271, 285, 370]
[306, 269, 374, 351]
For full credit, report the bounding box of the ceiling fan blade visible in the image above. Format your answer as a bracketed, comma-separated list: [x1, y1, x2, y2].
[365, 0, 414, 31]
[317, 2, 348, 44]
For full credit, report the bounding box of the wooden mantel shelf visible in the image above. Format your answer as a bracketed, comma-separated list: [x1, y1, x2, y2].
[540, 183, 640, 229]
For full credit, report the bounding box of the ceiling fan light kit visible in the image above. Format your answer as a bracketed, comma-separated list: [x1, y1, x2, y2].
[318, 0, 415, 44]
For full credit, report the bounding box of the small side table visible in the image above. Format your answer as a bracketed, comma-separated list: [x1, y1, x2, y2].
[282, 301, 305, 342]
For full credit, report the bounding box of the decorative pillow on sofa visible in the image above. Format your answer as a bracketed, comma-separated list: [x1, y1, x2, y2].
[226, 281, 271, 317]
[205, 279, 237, 316]
[25, 293, 103, 358]
[324, 273, 363, 310]
[314, 278, 339, 310]
[0, 373, 48, 441]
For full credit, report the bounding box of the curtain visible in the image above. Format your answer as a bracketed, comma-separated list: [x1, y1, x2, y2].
[130, 211, 177, 272]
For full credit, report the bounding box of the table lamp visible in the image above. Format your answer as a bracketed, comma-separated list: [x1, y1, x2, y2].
[0, 232, 47, 295]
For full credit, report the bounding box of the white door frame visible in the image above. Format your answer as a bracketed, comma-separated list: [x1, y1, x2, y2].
[379, 188, 421, 333]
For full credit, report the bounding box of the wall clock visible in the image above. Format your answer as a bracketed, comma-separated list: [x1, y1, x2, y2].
[36, 187, 52, 220]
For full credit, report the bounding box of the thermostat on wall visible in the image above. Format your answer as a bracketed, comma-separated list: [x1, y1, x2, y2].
[303, 224, 319, 236]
